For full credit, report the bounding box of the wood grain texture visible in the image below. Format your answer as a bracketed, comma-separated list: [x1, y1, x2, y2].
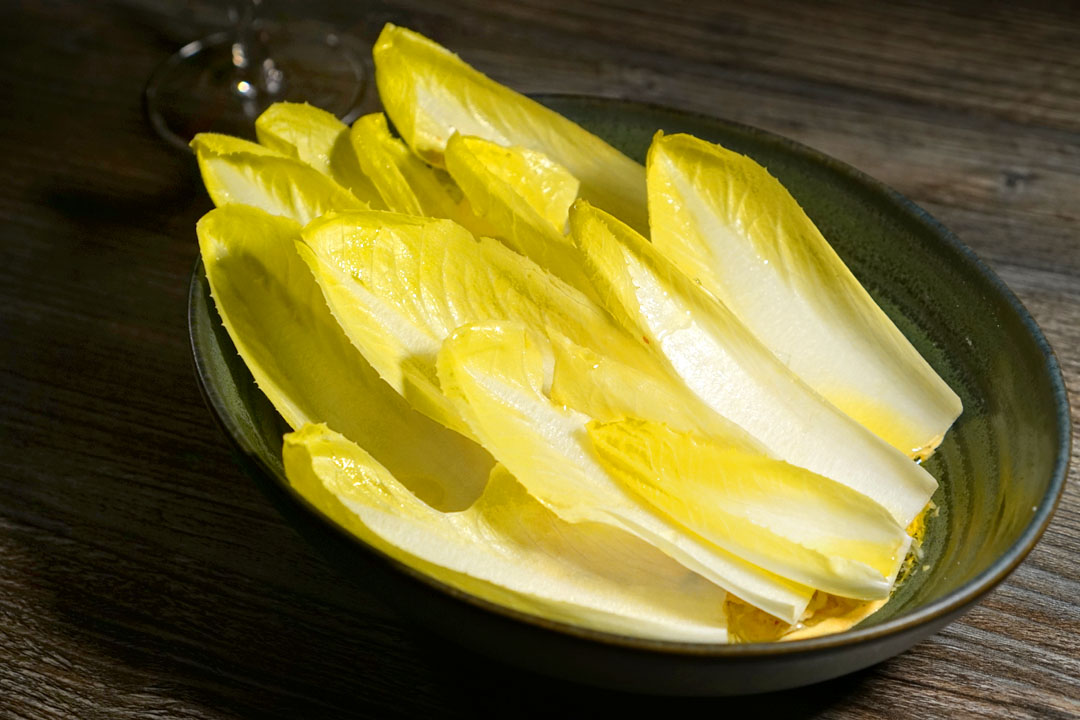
[1, 0, 1077, 717]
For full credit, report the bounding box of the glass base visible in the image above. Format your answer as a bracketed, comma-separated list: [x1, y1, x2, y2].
[145, 20, 366, 152]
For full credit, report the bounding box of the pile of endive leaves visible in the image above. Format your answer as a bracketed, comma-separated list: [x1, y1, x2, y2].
[193, 24, 962, 643]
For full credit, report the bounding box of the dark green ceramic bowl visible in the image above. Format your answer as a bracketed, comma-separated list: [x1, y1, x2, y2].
[188, 96, 1070, 695]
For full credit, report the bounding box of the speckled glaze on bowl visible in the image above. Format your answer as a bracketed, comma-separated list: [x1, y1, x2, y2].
[188, 96, 1070, 695]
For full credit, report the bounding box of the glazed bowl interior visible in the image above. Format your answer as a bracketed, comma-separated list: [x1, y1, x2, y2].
[188, 95, 1069, 692]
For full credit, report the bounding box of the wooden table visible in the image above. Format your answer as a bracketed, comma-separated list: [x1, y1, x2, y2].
[2, 1, 1077, 717]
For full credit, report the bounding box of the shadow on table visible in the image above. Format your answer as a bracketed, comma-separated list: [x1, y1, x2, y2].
[410, 630, 874, 718]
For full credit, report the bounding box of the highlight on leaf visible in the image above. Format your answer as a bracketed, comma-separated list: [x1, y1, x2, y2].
[647, 132, 961, 458]
[191, 132, 367, 225]
[546, 329, 764, 445]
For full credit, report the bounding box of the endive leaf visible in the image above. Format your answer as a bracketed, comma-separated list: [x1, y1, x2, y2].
[443, 134, 596, 301]
[648, 133, 962, 458]
[254, 102, 383, 207]
[546, 329, 764, 445]
[296, 211, 660, 438]
[193, 132, 280, 158]
[197, 205, 491, 510]
[373, 24, 649, 234]
[436, 322, 814, 623]
[256, 102, 340, 172]
[445, 134, 579, 231]
[191, 133, 367, 225]
[284, 423, 730, 642]
[589, 419, 911, 599]
[571, 201, 937, 527]
[348, 113, 491, 235]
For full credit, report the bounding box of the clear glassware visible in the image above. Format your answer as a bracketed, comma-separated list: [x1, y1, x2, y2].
[145, 0, 365, 151]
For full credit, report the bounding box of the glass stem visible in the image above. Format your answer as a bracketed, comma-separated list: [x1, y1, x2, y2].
[229, 0, 261, 111]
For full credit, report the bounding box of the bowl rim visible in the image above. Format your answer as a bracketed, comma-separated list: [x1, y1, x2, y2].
[188, 93, 1071, 658]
